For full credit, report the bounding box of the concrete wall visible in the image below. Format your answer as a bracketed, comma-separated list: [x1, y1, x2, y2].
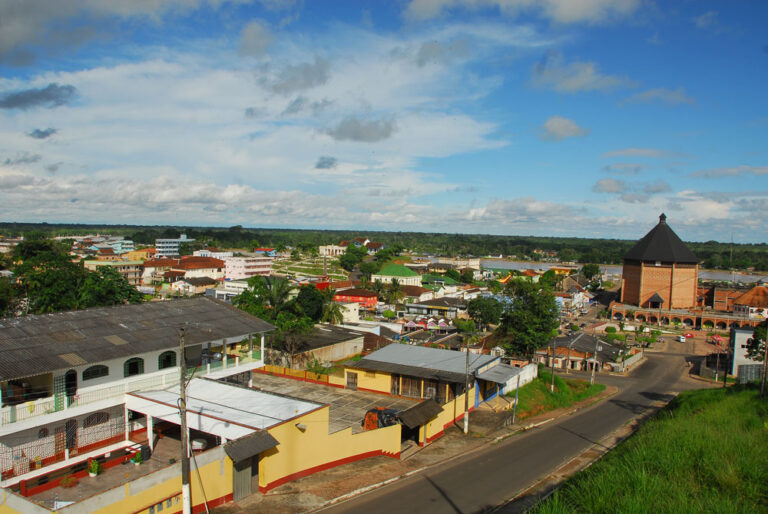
[422, 388, 477, 444]
[260, 406, 400, 492]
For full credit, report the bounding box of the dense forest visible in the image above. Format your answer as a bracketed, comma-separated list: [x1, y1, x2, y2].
[1, 222, 767, 271]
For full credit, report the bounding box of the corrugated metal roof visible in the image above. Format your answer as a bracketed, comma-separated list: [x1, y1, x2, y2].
[397, 399, 443, 429]
[224, 431, 280, 462]
[349, 344, 497, 383]
[476, 364, 521, 384]
[0, 297, 275, 381]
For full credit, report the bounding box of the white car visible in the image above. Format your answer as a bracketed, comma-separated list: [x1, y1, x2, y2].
[677, 335, 686, 343]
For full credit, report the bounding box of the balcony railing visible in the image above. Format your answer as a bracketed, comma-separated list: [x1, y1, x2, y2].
[1, 355, 263, 426]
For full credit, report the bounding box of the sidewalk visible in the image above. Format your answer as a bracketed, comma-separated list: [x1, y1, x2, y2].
[214, 385, 619, 514]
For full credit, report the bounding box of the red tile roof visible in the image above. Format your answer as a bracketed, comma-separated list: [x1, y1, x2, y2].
[143, 258, 179, 268]
[175, 256, 225, 270]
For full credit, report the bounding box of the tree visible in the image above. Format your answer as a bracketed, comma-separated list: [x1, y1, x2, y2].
[496, 281, 559, 357]
[445, 269, 461, 282]
[386, 278, 404, 306]
[273, 312, 314, 368]
[371, 279, 386, 300]
[467, 296, 503, 331]
[78, 266, 143, 307]
[339, 245, 366, 271]
[296, 285, 324, 322]
[233, 275, 294, 320]
[747, 320, 767, 362]
[581, 263, 600, 280]
[460, 268, 475, 284]
[0, 278, 14, 317]
[455, 319, 476, 333]
[359, 261, 380, 278]
[382, 309, 396, 320]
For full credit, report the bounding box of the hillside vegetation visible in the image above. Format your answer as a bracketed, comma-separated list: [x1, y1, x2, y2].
[533, 385, 768, 513]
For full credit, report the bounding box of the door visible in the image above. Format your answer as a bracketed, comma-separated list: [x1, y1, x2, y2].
[64, 370, 77, 407]
[390, 374, 400, 396]
[346, 372, 358, 390]
[233, 459, 251, 501]
[54, 425, 66, 460]
[65, 419, 78, 456]
[423, 379, 438, 399]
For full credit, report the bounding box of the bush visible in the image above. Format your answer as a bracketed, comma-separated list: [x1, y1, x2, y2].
[60, 475, 79, 488]
[605, 326, 617, 333]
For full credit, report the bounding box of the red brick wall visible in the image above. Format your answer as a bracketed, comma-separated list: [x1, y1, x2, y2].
[622, 261, 697, 309]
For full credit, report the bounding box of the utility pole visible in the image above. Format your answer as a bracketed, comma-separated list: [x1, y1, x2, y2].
[761, 340, 768, 397]
[179, 328, 192, 514]
[464, 336, 470, 434]
[511, 374, 521, 425]
[590, 335, 600, 385]
[550, 339, 556, 393]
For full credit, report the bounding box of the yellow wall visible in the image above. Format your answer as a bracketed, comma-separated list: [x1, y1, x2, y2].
[260, 406, 400, 491]
[423, 387, 476, 443]
[345, 367, 391, 394]
[92, 454, 232, 514]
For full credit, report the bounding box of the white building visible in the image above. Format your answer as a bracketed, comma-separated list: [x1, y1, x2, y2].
[319, 245, 346, 257]
[0, 298, 273, 487]
[224, 256, 272, 280]
[193, 249, 234, 259]
[155, 234, 194, 258]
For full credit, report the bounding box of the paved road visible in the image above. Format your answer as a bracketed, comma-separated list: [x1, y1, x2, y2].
[322, 350, 706, 514]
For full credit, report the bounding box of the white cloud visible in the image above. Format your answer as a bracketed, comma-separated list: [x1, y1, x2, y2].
[602, 148, 685, 158]
[592, 178, 627, 193]
[689, 165, 768, 179]
[239, 19, 273, 57]
[539, 115, 589, 141]
[403, 0, 641, 24]
[622, 87, 695, 106]
[530, 51, 633, 93]
[602, 163, 646, 175]
[694, 11, 719, 30]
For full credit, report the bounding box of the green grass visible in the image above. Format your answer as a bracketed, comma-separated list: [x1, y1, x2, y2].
[533, 385, 768, 513]
[509, 366, 606, 419]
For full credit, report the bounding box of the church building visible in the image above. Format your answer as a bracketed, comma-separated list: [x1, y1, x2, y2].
[620, 213, 699, 310]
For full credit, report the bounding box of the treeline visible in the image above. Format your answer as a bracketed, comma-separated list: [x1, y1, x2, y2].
[1, 223, 766, 271]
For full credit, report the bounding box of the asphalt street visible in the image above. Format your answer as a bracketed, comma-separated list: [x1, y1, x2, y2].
[322, 349, 706, 514]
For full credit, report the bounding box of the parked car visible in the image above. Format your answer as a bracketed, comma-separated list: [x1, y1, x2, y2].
[677, 335, 686, 343]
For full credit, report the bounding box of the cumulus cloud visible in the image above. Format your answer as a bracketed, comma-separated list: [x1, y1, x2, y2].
[694, 11, 719, 29]
[643, 179, 671, 194]
[28, 127, 58, 139]
[602, 147, 684, 158]
[323, 116, 397, 142]
[315, 156, 338, 169]
[689, 165, 768, 179]
[0, 83, 76, 110]
[266, 57, 330, 95]
[622, 87, 695, 105]
[239, 19, 273, 57]
[530, 51, 632, 93]
[2, 152, 42, 166]
[602, 163, 645, 175]
[0, 173, 36, 189]
[45, 162, 63, 174]
[592, 178, 627, 193]
[282, 96, 333, 116]
[403, 0, 641, 24]
[539, 115, 589, 141]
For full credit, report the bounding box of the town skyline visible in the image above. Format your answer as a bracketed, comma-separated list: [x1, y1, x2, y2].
[1, 1, 767, 243]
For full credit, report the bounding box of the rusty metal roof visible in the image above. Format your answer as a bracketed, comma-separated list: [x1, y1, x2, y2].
[0, 297, 275, 381]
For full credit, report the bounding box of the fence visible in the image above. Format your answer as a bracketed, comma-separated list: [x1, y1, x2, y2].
[255, 365, 346, 387]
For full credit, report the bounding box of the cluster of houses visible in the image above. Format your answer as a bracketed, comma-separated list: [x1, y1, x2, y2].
[0, 297, 539, 513]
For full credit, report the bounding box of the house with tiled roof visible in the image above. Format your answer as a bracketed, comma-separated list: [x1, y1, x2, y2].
[333, 288, 379, 309]
[733, 285, 768, 320]
[371, 263, 422, 287]
[364, 241, 385, 255]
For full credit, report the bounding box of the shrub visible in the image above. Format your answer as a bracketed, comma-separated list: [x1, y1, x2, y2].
[60, 475, 79, 488]
[605, 326, 617, 333]
[88, 459, 101, 475]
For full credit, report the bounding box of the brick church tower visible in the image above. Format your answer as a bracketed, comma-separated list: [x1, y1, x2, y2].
[620, 214, 699, 310]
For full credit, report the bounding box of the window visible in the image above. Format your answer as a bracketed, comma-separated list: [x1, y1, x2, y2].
[83, 412, 109, 428]
[158, 351, 176, 370]
[124, 357, 144, 377]
[82, 365, 109, 381]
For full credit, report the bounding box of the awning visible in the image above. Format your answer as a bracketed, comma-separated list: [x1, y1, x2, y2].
[397, 399, 443, 429]
[224, 431, 280, 462]
[476, 364, 521, 385]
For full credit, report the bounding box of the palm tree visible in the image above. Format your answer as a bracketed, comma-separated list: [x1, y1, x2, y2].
[387, 278, 404, 307]
[262, 276, 293, 317]
[372, 279, 386, 300]
[319, 287, 344, 325]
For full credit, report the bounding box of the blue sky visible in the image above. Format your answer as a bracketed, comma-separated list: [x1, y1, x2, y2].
[0, 0, 766, 243]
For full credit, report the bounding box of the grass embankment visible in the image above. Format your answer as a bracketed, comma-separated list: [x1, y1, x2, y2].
[510, 366, 606, 419]
[533, 385, 768, 513]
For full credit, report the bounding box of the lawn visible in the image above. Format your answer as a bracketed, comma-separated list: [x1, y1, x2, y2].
[533, 384, 768, 513]
[510, 366, 606, 419]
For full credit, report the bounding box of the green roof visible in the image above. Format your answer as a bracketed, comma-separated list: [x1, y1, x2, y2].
[375, 263, 418, 277]
[421, 273, 460, 285]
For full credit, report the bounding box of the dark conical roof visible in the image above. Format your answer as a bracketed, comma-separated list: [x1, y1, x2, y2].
[623, 214, 698, 264]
